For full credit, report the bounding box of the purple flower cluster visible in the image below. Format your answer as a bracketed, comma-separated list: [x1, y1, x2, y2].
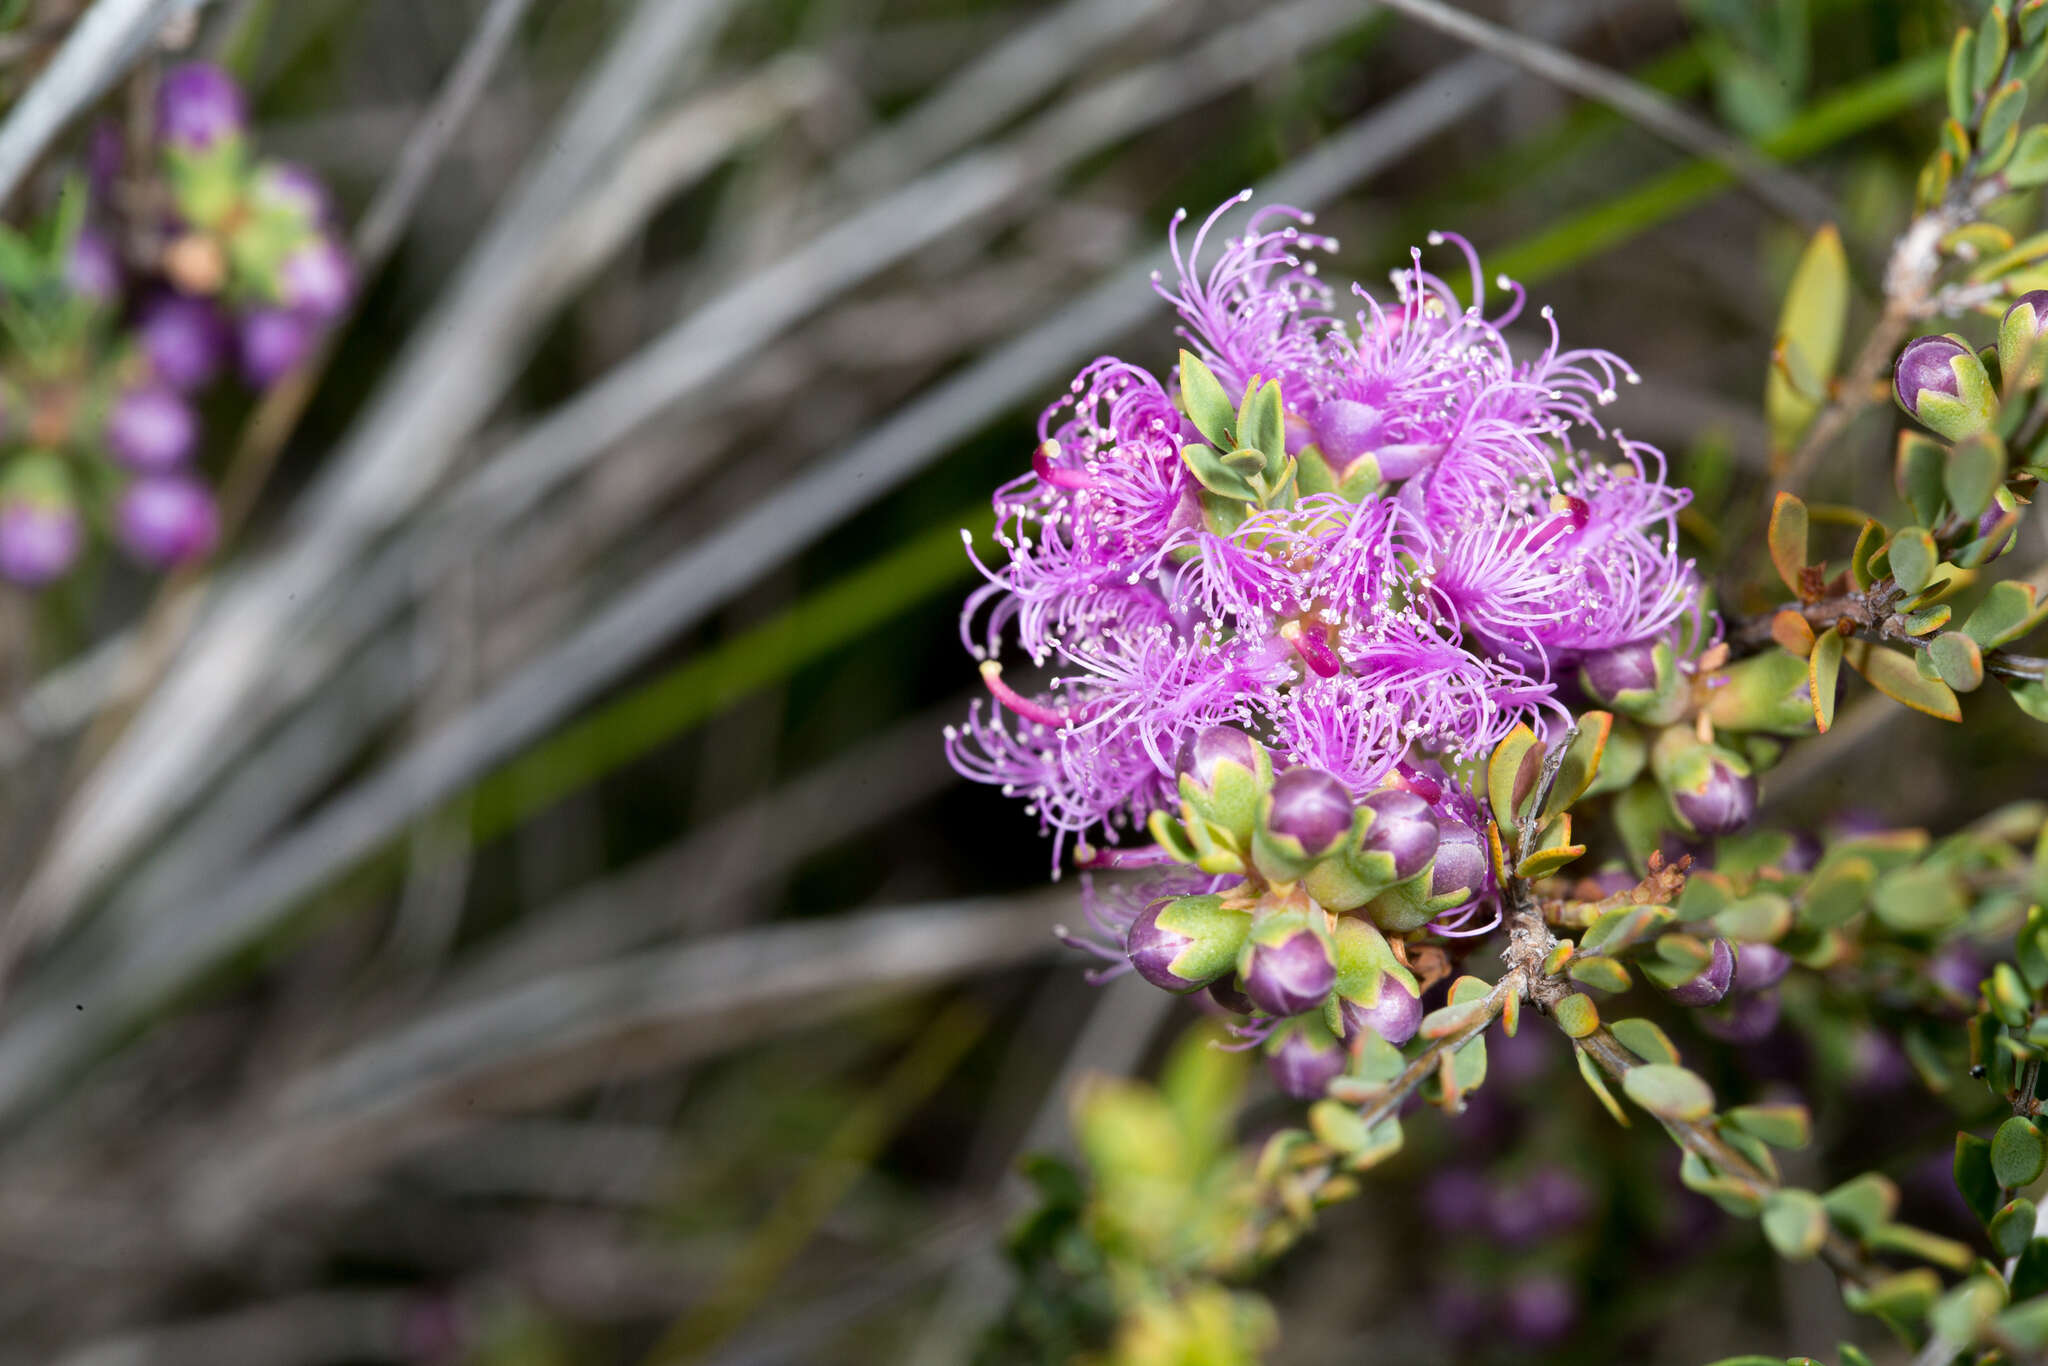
[947, 196, 1699, 891]
[0, 63, 354, 586]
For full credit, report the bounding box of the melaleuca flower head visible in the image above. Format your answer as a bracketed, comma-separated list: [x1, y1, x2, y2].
[950, 195, 1704, 880]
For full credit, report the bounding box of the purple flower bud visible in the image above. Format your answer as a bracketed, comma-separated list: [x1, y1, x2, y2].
[1267, 1025, 1346, 1099]
[1503, 1273, 1577, 1344]
[1429, 817, 1488, 901]
[1731, 942, 1790, 995]
[238, 308, 317, 387]
[1671, 755, 1756, 837]
[1698, 988, 1780, 1045]
[157, 63, 246, 153]
[2008, 290, 2048, 337]
[253, 161, 333, 226]
[1266, 767, 1353, 855]
[1361, 789, 1439, 881]
[1338, 973, 1421, 1045]
[1310, 397, 1380, 465]
[1241, 927, 1335, 1017]
[65, 228, 121, 304]
[278, 235, 354, 321]
[1206, 976, 1255, 1015]
[1125, 899, 1212, 993]
[1893, 334, 1971, 416]
[138, 296, 229, 391]
[1579, 638, 1658, 700]
[1665, 937, 1734, 1006]
[1175, 724, 1260, 793]
[0, 496, 80, 584]
[117, 475, 218, 568]
[106, 385, 197, 471]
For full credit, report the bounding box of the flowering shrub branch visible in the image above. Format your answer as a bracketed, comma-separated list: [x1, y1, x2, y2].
[962, 5, 2048, 1363]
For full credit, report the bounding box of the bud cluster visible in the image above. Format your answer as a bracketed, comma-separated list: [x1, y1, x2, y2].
[0, 62, 354, 585]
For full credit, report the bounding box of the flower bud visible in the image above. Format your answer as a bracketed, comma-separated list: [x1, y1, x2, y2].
[106, 385, 197, 471]
[1174, 724, 1271, 849]
[278, 235, 354, 322]
[157, 63, 246, 153]
[1361, 789, 1439, 881]
[65, 228, 120, 305]
[1578, 638, 1686, 724]
[117, 475, 218, 567]
[238, 308, 317, 387]
[139, 296, 229, 392]
[1663, 937, 1734, 1006]
[1338, 972, 1422, 1045]
[1252, 766, 1354, 881]
[1429, 817, 1489, 904]
[1652, 729, 1757, 837]
[1266, 1017, 1346, 1099]
[1731, 942, 1790, 995]
[2001, 290, 2048, 390]
[0, 488, 79, 585]
[1124, 894, 1249, 993]
[1893, 334, 1996, 440]
[1240, 916, 1336, 1017]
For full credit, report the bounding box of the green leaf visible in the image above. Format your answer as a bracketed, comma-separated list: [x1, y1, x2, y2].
[1846, 641, 1963, 721]
[1543, 713, 1612, 819]
[1980, 78, 2029, 159]
[1946, 432, 2007, 523]
[1850, 518, 1889, 591]
[1950, 27, 1979, 126]
[1999, 1291, 2048, 1353]
[1726, 1103, 1811, 1150]
[1486, 725, 1543, 836]
[1959, 1131, 2003, 1225]
[1896, 431, 1949, 526]
[2009, 676, 2048, 722]
[1889, 527, 1938, 595]
[1993, 1199, 2038, 1258]
[1178, 350, 1236, 449]
[1179, 443, 1260, 503]
[1929, 632, 1986, 692]
[1574, 1046, 1629, 1125]
[1516, 841, 1588, 879]
[1765, 227, 1849, 455]
[1567, 954, 1631, 993]
[1609, 1016, 1679, 1066]
[1768, 491, 1810, 596]
[1995, 1116, 2048, 1188]
[2009, 125, 2048, 187]
[1235, 378, 1285, 476]
[2014, 1238, 2048, 1299]
[1864, 1222, 1976, 1271]
[1965, 580, 2048, 650]
[1621, 1063, 1714, 1122]
[1797, 855, 1873, 929]
[1821, 1172, 1899, 1239]
[1871, 863, 1967, 933]
[1808, 628, 1843, 731]
[1762, 1188, 1829, 1260]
